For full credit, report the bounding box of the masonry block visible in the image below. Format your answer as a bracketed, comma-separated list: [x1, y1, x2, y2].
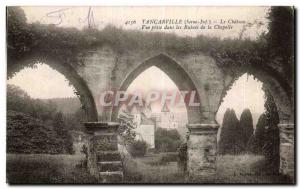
[278, 123, 294, 181]
[187, 123, 219, 181]
[85, 122, 123, 183]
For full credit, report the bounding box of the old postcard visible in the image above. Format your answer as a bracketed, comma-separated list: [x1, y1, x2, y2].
[6, 6, 295, 184]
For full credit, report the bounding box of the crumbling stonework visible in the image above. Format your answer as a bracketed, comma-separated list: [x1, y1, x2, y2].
[278, 123, 294, 180]
[85, 122, 123, 182]
[187, 123, 219, 180]
[74, 50, 294, 182]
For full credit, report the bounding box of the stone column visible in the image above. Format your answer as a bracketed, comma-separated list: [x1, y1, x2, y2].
[278, 123, 294, 180]
[187, 123, 219, 181]
[84, 122, 123, 183]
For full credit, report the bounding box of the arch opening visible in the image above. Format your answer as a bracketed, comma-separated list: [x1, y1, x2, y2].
[216, 73, 280, 174]
[113, 64, 190, 180]
[111, 54, 202, 125]
[118, 66, 189, 143]
[7, 62, 96, 155]
[7, 58, 98, 122]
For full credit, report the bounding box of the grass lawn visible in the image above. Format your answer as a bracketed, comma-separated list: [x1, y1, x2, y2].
[215, 154, 292, 184]
[123, 152, 185, 183]
[6, 154, 97, 184]
[6, 153, 292, 184]
[124, 153, 292, 183]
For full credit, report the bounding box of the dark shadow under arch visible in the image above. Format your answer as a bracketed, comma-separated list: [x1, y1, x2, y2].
[111, 53, 202, 124]
[7, 55, 98, 122]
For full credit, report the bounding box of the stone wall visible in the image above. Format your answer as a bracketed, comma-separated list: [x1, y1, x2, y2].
[85, 122, 123, 182]
[278, 123, 294, 180]
[187, 123, 219, 180]
[77, 46, 294, 181]
[77, 47, 232, 124]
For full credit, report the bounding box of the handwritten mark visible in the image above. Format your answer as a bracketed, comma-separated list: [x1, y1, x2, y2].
[46, 8, 69, 25]
[79, 7, 96, 29]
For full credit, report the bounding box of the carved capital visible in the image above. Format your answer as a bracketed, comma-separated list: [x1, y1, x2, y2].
[84, 122, 119, 135]
[187, 123, 219, 135]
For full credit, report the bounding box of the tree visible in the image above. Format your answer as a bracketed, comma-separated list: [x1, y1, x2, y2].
[128, 140, 148, 157]
[7, 84, 31, 113]
[267, 7, 294, 83]
[219, 109, 232, 154]
[178, 142, 187, 172]
[247, 88, 280, 173]
[7, 84, 57, 120]
[7, 6, 34, 73]
[7, 84, 75, 154]
[118, 109, 137, 145]
[53, 112, 64, 135]
[155, 128, 181, 152]
[53, 111, 74, 154]
[240, 109, 254, 152]
[63, 108, 86, 131]
[247, 114, 267, 154]
[218, 109, 243, 155]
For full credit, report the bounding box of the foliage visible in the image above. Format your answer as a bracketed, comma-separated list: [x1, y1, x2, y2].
[247, 114, 279, 172]
[240, 109, 254, 152]
[266, 7, 294, 84]
[7, 110, 64, 154]
[155, 128, 181, 152]
[7, 84, 74, 154]
[79, 145, 88, 168]
[43, 97, 87, 131]
[177, 142, 187, 172]
[6, 7, 292, 81]
[247, 88, 280, 173]
[6, 10, 256, 58]
[7, 7, 294, 109]
[128, 140, 148, 157]
[7, 84, 57, 121]
[247, 114, 267, 154]
[63, 108, 86, 131]
[81, 145, 88, 156]
[263, 88, 280, 172]
[218, 109, 243, 155]
[53, 112, 75, 154]
[7, 6, 32, 72]
[118, 109, 137, 145]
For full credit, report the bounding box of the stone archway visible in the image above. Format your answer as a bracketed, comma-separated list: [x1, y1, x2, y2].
[218, 70, 293, 124]
[7, 56, 98, 122]
[108, 53, 220, 180]
[216, 68, 294, 179]
[110, 53, 202, 124]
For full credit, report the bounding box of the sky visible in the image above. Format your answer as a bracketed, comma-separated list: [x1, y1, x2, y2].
[127, 66, 182, 113]
[7, 64, 76, 99]
[215, 74, 265, 126]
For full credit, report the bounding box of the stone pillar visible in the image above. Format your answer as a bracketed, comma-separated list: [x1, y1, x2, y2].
[187, 123, 219, 181]
[278, 123, 294, 180]
[84, 122, 123, 183]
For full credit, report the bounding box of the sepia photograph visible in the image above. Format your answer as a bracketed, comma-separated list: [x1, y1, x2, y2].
[5, 5, 295, 184]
